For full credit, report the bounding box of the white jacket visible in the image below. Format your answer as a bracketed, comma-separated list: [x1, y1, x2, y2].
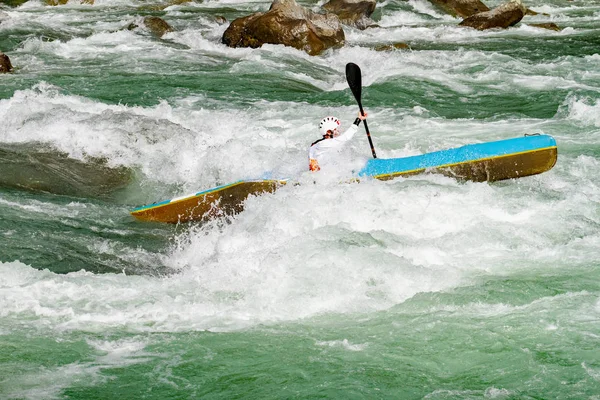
[308, 124, 359, 171]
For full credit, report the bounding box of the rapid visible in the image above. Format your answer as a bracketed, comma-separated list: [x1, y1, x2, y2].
[1, 0, 599, 398]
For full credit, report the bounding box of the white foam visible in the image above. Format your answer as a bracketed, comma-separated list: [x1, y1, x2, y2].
[565, 97, 600, 127]
[408, 0, 458, 21]
[315, 339, 368, 351]
[1, 335, 153, 400]
[1, 0, 599, 340]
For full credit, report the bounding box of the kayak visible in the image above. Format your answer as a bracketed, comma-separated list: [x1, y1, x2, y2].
[358, 133, 557, 181]
[131, 134, 557, 224]
[131, 179, 287, 224]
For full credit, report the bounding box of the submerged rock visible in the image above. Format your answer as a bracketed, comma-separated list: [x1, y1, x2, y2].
[528, 22, 561, 31]
[143, 16, 174, 37]
[0, 52, 13, 73]
[525, 9, 549, 16]
[2, 0, 28, 6]
[45, 0, 94, 5]
[428, 0, 489, 18]
[459, 0, 526, 30]
[322, 0, 376, 30]
[374, 42, 410, 51]
[138, 0, 194, 11]
[0, 143, 132, 199]
[222, 0, 345, 56]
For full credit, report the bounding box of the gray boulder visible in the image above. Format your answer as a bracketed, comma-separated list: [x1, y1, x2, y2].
[322, 0, 377, 30]
[459, 0, 526, 30]
[222, 0, 345, 56]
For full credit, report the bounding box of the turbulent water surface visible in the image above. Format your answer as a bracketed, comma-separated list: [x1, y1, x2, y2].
[1, 0, 600, 398]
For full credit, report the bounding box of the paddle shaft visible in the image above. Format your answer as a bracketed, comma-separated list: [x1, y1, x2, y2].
[356, 102, 376, 159]
[346, 63, 377, 159]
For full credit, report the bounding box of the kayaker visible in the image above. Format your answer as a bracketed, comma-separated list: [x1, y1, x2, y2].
[309, 111, 368, 171]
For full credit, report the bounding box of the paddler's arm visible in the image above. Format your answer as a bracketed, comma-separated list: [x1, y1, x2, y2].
[333, 111, 368, 143]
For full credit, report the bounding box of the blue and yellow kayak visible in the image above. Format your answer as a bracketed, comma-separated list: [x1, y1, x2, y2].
[131, 134, 557, 223]
[359, 133, 557, 181]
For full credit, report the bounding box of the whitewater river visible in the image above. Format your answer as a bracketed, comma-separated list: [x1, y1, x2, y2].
[1, 0, 599, 398]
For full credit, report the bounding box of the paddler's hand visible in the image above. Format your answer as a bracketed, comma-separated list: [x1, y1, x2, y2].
[354, 111, 368, 126]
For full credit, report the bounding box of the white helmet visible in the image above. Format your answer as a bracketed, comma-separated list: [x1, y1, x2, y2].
[319, 116, 340, 136]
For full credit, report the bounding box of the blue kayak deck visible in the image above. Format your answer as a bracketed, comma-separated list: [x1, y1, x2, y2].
[359, 134, 557, 181]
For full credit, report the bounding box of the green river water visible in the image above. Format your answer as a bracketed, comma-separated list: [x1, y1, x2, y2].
[1, 0, 600, 398]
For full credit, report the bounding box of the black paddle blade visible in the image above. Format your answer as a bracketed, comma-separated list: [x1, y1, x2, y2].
[346, 63, 376, 158]
[345, 63, 362, 105]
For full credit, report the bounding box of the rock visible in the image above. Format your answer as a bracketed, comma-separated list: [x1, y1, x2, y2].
[0, 143, 132, 199]
[428, 0, 489, 18]
[2, 0, 28, 6]
[374, 42, 410, 51]
[143, 16, 174, 37]
[529, 22, 561, 31]
[139, 0, 194, 12]
[322, 0, 376, 30]
[167, 0, 192, 5]
[0, 52, 13, 73]
[222, 0, 345, 56]
[45, 0, 93, 4]
[459, 0, 526, 30]
[525, 9, 550, 17]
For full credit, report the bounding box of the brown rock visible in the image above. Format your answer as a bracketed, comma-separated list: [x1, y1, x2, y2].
[428, 0, 489, 18]
[0, 52, 13, 73]
[222, 0, 345, 56]
[143, 16, 174, 37]
[322, 0, 376, 30]
[168, 0, 192, 5]
[529, 22, 561, 31]
[2, 0, 28, 6]
[374, 42, 410, 51]
[139, 0, 193, 11]
[526, 9, 550, 16]
[459, 0, 526, 30]
[46, 0, 93, 4]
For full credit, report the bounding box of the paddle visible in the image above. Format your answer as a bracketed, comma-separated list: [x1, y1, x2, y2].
[345, 62, 377, 159]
